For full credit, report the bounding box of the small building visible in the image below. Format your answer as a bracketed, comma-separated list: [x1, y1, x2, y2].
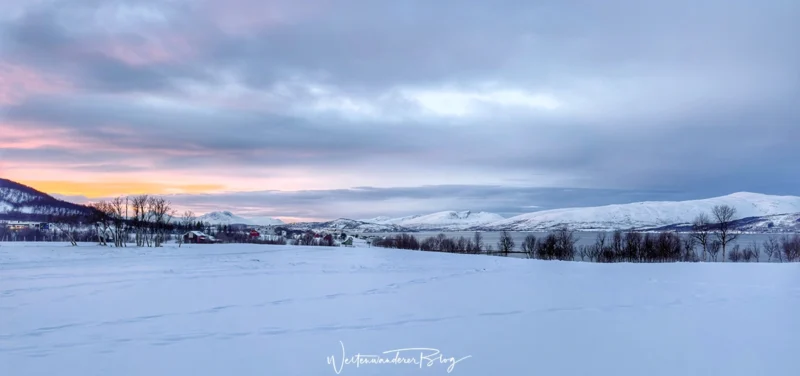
[4, 221, 49, 231]
[183, 231, 213, 244]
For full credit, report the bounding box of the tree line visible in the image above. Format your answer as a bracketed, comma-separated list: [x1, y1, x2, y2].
[373, 205, 800, 263]
[7, 195, 205, 247]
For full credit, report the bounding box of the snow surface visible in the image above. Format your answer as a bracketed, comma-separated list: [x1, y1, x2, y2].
[362, 210, 505, 231]
[484, 192, 800, 231]
[2, 242, 799, 376]
[197, 211, 284, 226]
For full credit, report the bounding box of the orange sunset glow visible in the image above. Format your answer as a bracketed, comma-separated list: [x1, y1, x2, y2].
[16, 180, 227, 198]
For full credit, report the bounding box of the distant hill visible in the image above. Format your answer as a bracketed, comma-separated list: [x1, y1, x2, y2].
[197, 211, 284, 226]
[647, 212, 800, 233]
[0, 178, 94, 221]
[3, 177, 798, 234]
[360, 210, 505, 231]
[284, 218, 412, 233]
[475, 192, 800, 232]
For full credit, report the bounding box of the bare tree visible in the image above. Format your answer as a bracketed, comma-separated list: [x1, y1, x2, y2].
[88, 201, 112, 246]
[497, 231, 515, 256]
[690, 213, 712, 261]
[682, 235, 698, 262]
[590, 232, 608, 262]
[130, 195, 150, 247]
[743, 241, 760, 262]
[728, 244, 743, 262]
[51, 214, 81, 246]
[108, 197, 127, 247]
[472, 232, 484, 254]
[521, 234, 537, 259]
[553, 226, 578, 261]
[148, 197, 173, 247]
[711, 205, 739, 262]
[536, 233, 558, 260]
[708, 240, 721, 262]
[763, 237, 781, 262]
[781, 235, 800, 262]
[178, 210, 196, 247]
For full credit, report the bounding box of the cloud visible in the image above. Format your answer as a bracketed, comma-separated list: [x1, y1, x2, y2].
[57, 185, 710, 222]
[1, 0, 798, 219]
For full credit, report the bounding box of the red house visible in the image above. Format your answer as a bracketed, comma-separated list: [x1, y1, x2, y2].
[249, 230, 260, 238]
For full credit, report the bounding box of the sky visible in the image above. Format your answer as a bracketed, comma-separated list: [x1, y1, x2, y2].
[1, 0, 798, 222]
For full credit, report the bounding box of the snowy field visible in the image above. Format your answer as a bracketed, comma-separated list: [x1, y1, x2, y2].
[2, 243, 800, 376]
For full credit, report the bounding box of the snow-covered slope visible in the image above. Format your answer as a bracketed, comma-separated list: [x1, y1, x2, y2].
[0, 178, 92, 220]
[197, 211, 251, 225]
[361, 215, 392, 223]
[2, 242, 799, 376]
[362, 210, 505, 231]
[246, 215, 284, 226]
[481, 192, 800, 231]
[197, 211, 283, 226]
[741, 212, 800, 232]
[285, 218, 411, 233]
[649, 212, 800, 233]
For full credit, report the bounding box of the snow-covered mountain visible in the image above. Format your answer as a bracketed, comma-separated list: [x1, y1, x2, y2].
[648, 212, 800, 233]
[478, 192, 800, 231]
[361, 210, 505, 231]
[0, 178, 93, 220]
[197, 211, 284, 226]
[737, 212, 800, 232]
[284, 218, 411, 233]
[4, 176, 797, 234]
[246, 216, 285, 226]
[361, 216, 392, 223]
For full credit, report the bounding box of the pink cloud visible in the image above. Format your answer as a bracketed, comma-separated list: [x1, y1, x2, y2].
[98, 33, 198, 66]
[0, 64, 74, 104]
[0, 122, 80, 149]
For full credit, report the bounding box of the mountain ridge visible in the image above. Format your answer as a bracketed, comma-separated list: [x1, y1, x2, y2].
[197, 211, 284, 226]
[0, 178, 94, 221]
[2, 178, 798, 233]
[475, 192, 800, 232]
[360, 210, 505, 231]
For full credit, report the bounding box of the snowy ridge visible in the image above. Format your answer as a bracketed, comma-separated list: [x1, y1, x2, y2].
[361, 210, 505, 231]
[648, 212, 800, 233]
[284, 218, 410, 233]
[197, 211, 284, 226]
[746, 212, 800, 231]
[480, 192, 800, 231]
[0, 178, 92, 220]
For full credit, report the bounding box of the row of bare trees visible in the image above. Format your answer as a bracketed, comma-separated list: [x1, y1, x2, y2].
[374, 232, 489, 254]
[373, 225, 799, 264]
[82, 195, 179, 248]
[579, 231, 701, 262]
